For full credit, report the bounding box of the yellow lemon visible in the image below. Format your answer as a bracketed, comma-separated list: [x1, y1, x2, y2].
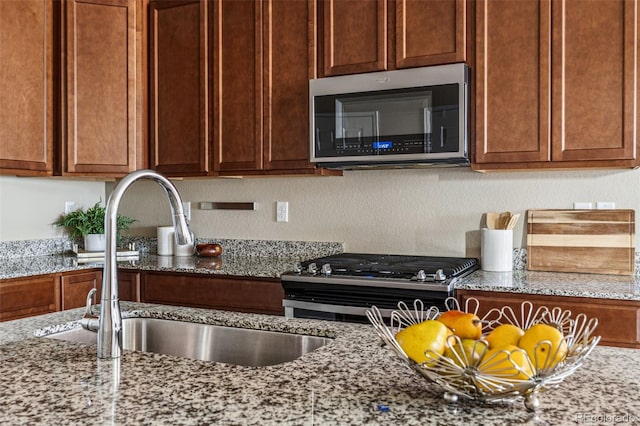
[518, 323, 568, 371]
[443, 336, 488, 367]
[437, 310, 483, 340]
[476, 345, 534, 393]
[485, 323, 525, 349]
[395, 319, 451, 365]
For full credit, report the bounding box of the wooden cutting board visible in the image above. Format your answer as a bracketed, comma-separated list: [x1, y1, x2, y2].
[527, 209, 635, 275]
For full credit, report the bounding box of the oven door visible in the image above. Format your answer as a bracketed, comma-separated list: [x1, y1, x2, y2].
[281, 279, 450, 323]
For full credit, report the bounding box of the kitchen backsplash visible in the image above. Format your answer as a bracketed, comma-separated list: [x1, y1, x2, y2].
[1, 238, 638, 275]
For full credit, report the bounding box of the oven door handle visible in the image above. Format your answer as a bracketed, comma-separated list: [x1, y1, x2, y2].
[282, 300, 397, 319]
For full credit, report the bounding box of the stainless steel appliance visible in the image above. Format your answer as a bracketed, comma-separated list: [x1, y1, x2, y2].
[281, 253, 479, 322]
[309, 63, 469, 169]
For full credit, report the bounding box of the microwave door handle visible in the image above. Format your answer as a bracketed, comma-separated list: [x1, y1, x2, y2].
[423, 107, 432, 153]
[315, 128, 321, 152]
[440, 126, 447, 148]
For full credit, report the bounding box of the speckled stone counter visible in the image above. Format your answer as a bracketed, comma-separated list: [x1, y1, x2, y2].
[0, 303, 639, 425]
[0, 238, 344, 280]
[456, 270, 640, 301]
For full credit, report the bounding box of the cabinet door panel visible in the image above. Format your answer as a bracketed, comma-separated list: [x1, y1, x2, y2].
[475, 0, 551, 164]
[321, 0, 387, 76]
[263, 0, 315, 171]
[213, 0, 263, 172]
[150, 0, 209, 175]
[551, 0, 637, 162]
[0, 0, 54, 175]
[141, 272, 284, 315]
[457, 290, 640, 349]
[61, 270, 102, 310]
[64, 0, 138, 175]
[395, 0, 466, 68]
[118, 271, 140, 302]
[0, 276, 60, 321]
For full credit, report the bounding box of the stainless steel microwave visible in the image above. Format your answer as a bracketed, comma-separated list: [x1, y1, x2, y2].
[309, 63, 469, 169]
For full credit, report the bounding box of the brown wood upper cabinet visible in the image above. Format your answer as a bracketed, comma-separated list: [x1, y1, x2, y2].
[60, 0, 144, 176]
[474, 0, 639, 170]
[150, 0, 323, 177]
[0, 0, 55, 176]
[318, 0, 467, 77]
[149, 0, 209, 176]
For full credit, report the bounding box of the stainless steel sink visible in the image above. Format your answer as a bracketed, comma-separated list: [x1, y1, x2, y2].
[44, 317, 332, 367]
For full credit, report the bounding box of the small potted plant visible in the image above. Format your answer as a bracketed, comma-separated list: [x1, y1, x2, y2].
[53, 202, 136, 251]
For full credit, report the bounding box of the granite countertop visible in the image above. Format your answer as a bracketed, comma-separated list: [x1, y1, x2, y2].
[456, 270, 640, 301]
[3, 250, 640, 302]
[0, 254, 304, 281]
[0, 303, 639, 425]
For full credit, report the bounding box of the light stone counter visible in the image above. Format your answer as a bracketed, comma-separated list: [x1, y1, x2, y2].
[455, 270, 640, 301]
[0, 303, 639, 425]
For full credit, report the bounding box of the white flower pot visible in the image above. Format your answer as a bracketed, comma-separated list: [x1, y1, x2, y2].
[84, 234, 106, 252]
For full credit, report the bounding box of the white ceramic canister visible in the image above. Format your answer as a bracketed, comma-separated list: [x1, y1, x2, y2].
[157, 226, 174, 256]
[480, 228, 513, 272]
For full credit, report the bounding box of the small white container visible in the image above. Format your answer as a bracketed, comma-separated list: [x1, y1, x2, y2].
[84, 234, 106, 252]
[157, 226, 174, 256]
[481, 228, 513, 272]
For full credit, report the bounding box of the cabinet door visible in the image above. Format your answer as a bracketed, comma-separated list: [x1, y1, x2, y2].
[0, 0, 54, 176]
[474, 0, 551, 164]
[394, 0, 467, 68]
[149, 0, 209, 176]
[0, 275, 60, 321]
[551, 0, 638, 162]
[61, 270, 102, 310]
[140, 272, 285, 315]
[62, 0, 140, 176]
[320, 0, 387, 76]
[262, 0, 315, 171]
[213, 0, 263, 172]
[457, 290, 640, 349]
[118, 271, 140, 302]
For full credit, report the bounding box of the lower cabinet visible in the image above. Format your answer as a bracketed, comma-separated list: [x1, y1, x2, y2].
[0, 269, 141, 322]
[140, 272, 284, 315]
[0, 275, 60, 321]
[61, 270, 102, 310]
[456, 290, 640, 349]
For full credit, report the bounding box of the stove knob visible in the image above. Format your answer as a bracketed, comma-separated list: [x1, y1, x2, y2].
[307, 263, 318, 275]
[292, 262, 302, 273]
[416, 270, 427, 281]
[434, 269, 446, 281]
[321, 263, 332, 276]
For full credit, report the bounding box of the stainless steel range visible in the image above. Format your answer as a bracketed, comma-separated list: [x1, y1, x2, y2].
[281, 253, 479, 322]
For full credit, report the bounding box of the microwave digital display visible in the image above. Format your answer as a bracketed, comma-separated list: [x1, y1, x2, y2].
[372, 141, 393, 150]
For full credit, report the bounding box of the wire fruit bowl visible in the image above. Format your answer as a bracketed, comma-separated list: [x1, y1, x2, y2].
[366, 297, 600, 411]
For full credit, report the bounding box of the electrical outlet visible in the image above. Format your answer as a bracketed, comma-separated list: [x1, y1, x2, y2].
[596, 201, 615, 209]
[64, 201, 76, 214]
[573, 202, 593, 209]
[276, 201, 289, 222]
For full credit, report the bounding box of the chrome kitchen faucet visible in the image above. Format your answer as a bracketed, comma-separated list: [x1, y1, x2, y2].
[80, 169, 194, 358]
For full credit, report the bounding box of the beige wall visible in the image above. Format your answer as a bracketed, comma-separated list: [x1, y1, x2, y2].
[106, 168, 640, 258]
[0, 176, 105, 241]
[3, 169, 638, 257]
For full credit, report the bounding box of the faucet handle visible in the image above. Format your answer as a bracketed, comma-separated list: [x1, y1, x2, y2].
[79, 288, 99, 331]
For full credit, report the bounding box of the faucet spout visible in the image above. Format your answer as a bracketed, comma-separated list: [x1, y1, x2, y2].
[97, 169, 193, 358]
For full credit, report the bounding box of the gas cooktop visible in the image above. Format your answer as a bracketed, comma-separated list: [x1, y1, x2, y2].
[296, 253, 479, 280]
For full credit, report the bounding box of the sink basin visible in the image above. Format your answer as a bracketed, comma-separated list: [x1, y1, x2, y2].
[44, 317, 332, 367]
